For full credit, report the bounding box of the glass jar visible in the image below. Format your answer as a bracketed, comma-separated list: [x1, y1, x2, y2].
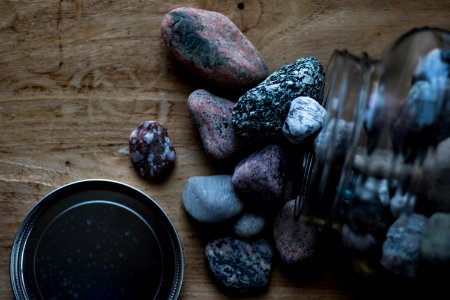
[296, 27, 450, 285]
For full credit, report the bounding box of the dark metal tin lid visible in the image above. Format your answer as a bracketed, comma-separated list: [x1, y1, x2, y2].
[10, 179, 183, 300]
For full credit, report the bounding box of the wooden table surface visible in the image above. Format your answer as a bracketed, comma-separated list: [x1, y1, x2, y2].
[1, 1, 449, 299]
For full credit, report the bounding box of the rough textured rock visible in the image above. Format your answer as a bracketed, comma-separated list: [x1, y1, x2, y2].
[420, 212, 450, 268]
[273, 200, 319, 264]
[380, 213, 428, 277]
[161, 7, 268, 91]
[392, 80, 450, 161]
[129, 120, 175, 179]
[414, 48, 450, 82]
[315, 118, 353, 163]
[232, 57, 324, 140]
[188, 89, 239, 161]
[233, 212, 265, 238]
[232, 145, 286, 208]
[182, 175, 244, 223]
[205, 237, 273, 293]
[282, 96, 327, 144]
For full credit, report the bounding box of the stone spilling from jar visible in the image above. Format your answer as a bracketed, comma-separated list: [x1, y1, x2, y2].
[159, 7, 450, 294]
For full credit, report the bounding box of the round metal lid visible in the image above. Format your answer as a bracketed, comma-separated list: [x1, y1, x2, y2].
[10, 179, 183, 300]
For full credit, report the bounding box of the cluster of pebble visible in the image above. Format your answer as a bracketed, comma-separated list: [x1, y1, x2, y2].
[160, 7, 327, 294]
[126, 6, 450, 295]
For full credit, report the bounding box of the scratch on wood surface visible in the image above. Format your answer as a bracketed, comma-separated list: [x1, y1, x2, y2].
[57, 0, 64, 69]
[0, 159, 65, 174]
[158, 91, 169, 124]
[0, 177, 55, 188]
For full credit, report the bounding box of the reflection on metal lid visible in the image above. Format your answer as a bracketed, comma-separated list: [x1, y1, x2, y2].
[10, 179, 183, 300]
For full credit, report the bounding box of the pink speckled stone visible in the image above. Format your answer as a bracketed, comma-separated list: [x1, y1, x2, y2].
[273, 200, 318, 265]
[161, 7, 268, 91]
[188, 89, 239, 161]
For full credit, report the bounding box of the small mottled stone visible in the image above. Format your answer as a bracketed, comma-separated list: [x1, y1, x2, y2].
[282, 96, 327, 144]
[182, 175, 244, 223]
[188, 89, 239, 161]
[389, 189, 416, 218]
[233, 212, 265, 238]
[392, 80, 450, 160]
[273, 200, 318, 264]
[232, 57, 325, 140]
[161, 7, 268, 91]
[315, 118, 353, 163]
[420, 212, 450, 268]
[341, 223, 376, 252]
[232, 145, 286, 207]
[414, 48, 450, 82]
[129, 121, 175, 179]
[205, 237, 273, 293]
[380, 213, 428, 277]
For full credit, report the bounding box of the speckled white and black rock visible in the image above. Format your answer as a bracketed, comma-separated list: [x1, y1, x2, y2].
[232, 57, 324, 140]
[129, 121, 176, 179]
[233, 212, 265, 238]
[205, 237, 273, 293]
[182, 175, 244, 223]
[282, 96, 327, 144]
[381, 213, 428, 277]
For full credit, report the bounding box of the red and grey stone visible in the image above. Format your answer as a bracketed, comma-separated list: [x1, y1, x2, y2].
[232, 57, 324, 140]
[420, 212, 450, 268]
[205, 237, 273, 293]
[232, 145, 286, 208]
[182, 175, 244, 223]
[273, 200, 318, 265]
[380, 213, 428, 277]
[188, 89, 239, 161]
[129, 121, 175, 179]
[282, 96, 327, 144]
[161, 7, 268, 91]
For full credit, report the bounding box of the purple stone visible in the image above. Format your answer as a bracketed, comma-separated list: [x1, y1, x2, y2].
[273, 200, 318, 264]
[129, 121, 175, 179]
[232, 144, 286, 208]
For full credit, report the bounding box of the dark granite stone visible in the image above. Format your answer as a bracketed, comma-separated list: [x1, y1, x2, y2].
[205, 237, 273, 293]
[232, 144, 286, 208]
[161, 7, 268, 92]
[129, 121, 175, 179]
[232, 57, 324, 140]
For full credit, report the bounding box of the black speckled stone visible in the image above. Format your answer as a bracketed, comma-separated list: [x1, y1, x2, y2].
[205, 237, 273, 294]
[232, 57, 324, 140]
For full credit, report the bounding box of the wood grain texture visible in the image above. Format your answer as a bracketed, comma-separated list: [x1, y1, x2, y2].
[1, 0, 449, 299]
